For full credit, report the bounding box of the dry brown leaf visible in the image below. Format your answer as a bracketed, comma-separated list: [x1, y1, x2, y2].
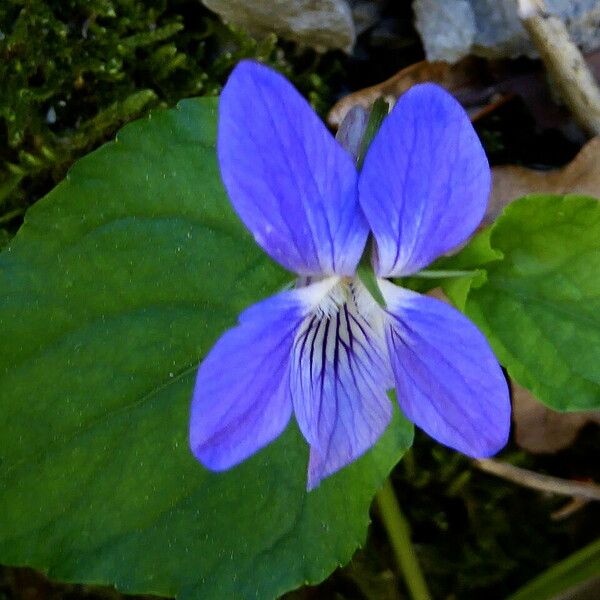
[328, 52, 600, 133]
[327, 57, 489, 128]
[512, 382, 600, 454]
[485, 136, 600, 225]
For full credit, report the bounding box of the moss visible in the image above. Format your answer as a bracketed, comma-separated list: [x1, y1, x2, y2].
[0, 0, 340, 237]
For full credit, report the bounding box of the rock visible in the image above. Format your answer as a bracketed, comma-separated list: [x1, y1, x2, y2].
[200, 0, 356, 52]
[414, 0, 600, 62]
[349, 0, 381, 36]
[414, 0, 476, 63]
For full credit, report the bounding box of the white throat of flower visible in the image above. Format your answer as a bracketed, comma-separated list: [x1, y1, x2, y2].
[293, 275, 392, 390]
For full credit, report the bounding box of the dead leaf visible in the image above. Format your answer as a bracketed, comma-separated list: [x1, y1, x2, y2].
[485, 136, 600, 225]
[327, 57, 489, 128]
[328, 52, 600, 135]
[512, 382, 600, 454]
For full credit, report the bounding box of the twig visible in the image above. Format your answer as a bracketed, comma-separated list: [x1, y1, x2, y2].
[551, 497, 590, 521]
[0, 207, 26, 225]
[517, 0, 600, 135]
[474, 458, 600, 501]
[376, 479, 432, 600]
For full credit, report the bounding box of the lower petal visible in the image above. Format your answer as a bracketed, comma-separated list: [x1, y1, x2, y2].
[290, 280, 393, 489]
[380, 280, 510, 457]
[189, 291, 306, 471]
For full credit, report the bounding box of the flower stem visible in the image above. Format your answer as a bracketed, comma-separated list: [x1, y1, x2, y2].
[356, 97, 390, 169]
[357, 240, 386, 307]
[376, 479, 431, 600]
[411, 269, 477, 279]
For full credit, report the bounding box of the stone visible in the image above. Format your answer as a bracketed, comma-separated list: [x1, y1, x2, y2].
[414, 0, 600, 63]
[349, 0, 382, 36]
[200, 0, 356, 52]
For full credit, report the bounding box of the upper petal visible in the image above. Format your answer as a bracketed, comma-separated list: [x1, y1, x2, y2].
[189, 290, 307, 470]
[218, 60, 368, 276]
[290, 280, 393, 489]
[380, 280, 510, 457]
[359, 84, 491, 277]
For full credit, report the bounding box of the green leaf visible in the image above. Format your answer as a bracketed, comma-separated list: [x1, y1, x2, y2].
[464, 194, 600, 411]
[0, 228, 10, 249]
[0, 98, 414, 598]
[398, 228, 501, 308]
[506, 537, 600, 600]
[440, 228, 502, 311]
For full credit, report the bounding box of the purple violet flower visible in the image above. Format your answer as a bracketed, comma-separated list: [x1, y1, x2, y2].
[189, 60, 510, 490]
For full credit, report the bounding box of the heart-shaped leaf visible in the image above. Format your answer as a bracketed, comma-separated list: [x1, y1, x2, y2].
[0, 98, 413, 599]
[464, 194, 600, 411]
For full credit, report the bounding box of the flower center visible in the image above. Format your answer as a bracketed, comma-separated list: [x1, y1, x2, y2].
[293, 276, 390, 379]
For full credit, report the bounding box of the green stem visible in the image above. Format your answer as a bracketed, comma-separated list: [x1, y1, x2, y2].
[411, 269, 477, 279]
[376, 479, 431, 600]
[357, 240, 386, 307]
[356, 97, 390, 169]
